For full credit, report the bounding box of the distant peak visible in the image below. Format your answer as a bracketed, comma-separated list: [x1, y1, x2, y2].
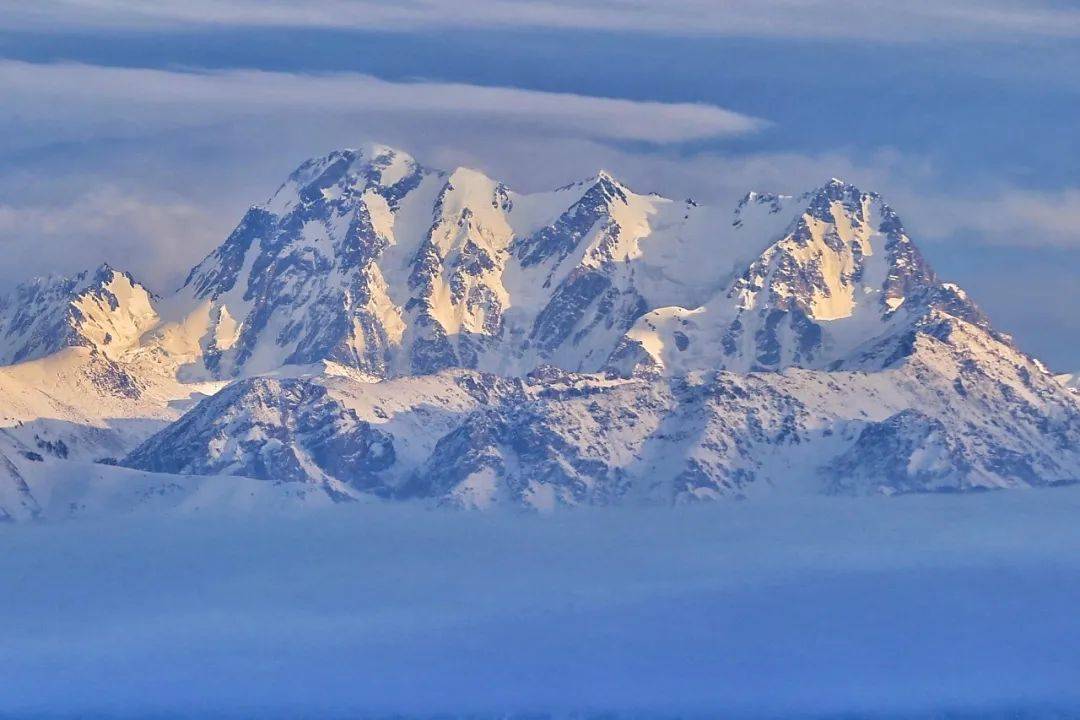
[734, 191, 790, 223]
[287, 142, 418, 181]
[446, 165, 497, 185]
[14, 264, 129, 294]
[264, 142, 427, 213]
[738, 190, 789, 206]
[594, 169, 631, 190]
[91, 262, 121, 281]
[557, 169, 630, 195]
[801, 177, 878, 222]
[360, 141, 399, 156]
[355, 141, 415, 165]
[812, 177, 863, 194]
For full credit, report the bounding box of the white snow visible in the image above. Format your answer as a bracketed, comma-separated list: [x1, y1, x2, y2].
[0, 147, 1077, 512]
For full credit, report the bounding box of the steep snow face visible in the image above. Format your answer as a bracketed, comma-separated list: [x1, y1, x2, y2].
[148, 149, 764, 380]
[0, 449, 39, 521]
[395, 166, 516, 375]
[1058, 373, 1080, 393]
[0, 345, 227, 466]
[4, 144, 1080, 512]
[169, 144, 435, 379]
[612, 180, 970, 375]
[0, 265, 159, 365]
[501, 174, 665, 373]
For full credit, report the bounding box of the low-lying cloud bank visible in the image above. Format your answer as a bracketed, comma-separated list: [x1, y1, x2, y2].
[4, 488, 1080, 717]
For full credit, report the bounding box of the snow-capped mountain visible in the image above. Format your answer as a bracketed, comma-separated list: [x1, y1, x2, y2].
[1, 143, 1078, 516]
[122, 328, 1080, 508]
[0, 264, 158, 366]
[609, 180, 990, 376]
[1058, 373, 1079, 394]
[154, 144, 740, 380]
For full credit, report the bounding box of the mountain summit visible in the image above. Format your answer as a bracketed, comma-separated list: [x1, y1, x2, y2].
[1, 144, 1078, 514]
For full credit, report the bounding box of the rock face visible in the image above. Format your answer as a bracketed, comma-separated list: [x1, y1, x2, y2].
[610, 180, 993, 376]
[3, 143, 1079, 512]
[123, 377, 395, 497]
[124, 331, 1080, 508]
[152, 145, 728, 380]
[0, 265, 158, 366]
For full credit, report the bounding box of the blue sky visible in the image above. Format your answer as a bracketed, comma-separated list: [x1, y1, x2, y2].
[1, 0, 1078, 368]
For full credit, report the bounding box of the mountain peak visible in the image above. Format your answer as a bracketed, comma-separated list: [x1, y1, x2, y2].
[594, 169, 618, 184]
[555, 169, 631, 198]
[0, 265, 158, 365]
[798, 177, 877, 225]
[262, 144, 427, 215]
[592, 169, 631, 194]
[809, 176, 868, 198]
[88, 263, 138, 289]
[4, 143, 1079, 510]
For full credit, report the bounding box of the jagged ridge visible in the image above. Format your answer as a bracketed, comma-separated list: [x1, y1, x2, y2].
[0, 145, 1077, 512]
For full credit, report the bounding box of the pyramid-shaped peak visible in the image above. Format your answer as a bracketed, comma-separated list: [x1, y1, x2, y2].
[88, 262, 133, 285]
[595, 169, 619, 183]
[801, 177, 882, 223]
[556, 169, 632, 195]
[811, 176, 871, 197]
[573, 170, 632, 204]
[593, 169, 633, 192]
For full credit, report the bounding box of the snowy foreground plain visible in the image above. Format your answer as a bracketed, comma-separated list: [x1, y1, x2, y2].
[4, 487, 1080, 719]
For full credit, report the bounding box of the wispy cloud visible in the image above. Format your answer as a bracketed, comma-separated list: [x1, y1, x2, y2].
[902, 187, 1080, 249]
[0, 188, 224, 294]
[0, 59, 761, 292]
[5, 0, 1080, 41]
[0, 60, 762, 151]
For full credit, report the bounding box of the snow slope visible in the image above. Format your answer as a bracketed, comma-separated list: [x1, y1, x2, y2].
[0, 447, 38, 521]
[123, 341, 1080, 509]
[1058, 372, 1079, 393]
[2, 143, 1078, 515]
[146, 145, 764, 379]
[0, 264, 158, 365]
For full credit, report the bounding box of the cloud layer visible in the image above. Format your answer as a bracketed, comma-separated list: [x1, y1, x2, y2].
[6, 0, 1080, 41]
[0, 60, 762, 149]
[5, 490, 1080, 715]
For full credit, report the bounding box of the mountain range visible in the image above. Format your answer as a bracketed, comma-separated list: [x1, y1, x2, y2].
[2, 143, 1078, 518]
